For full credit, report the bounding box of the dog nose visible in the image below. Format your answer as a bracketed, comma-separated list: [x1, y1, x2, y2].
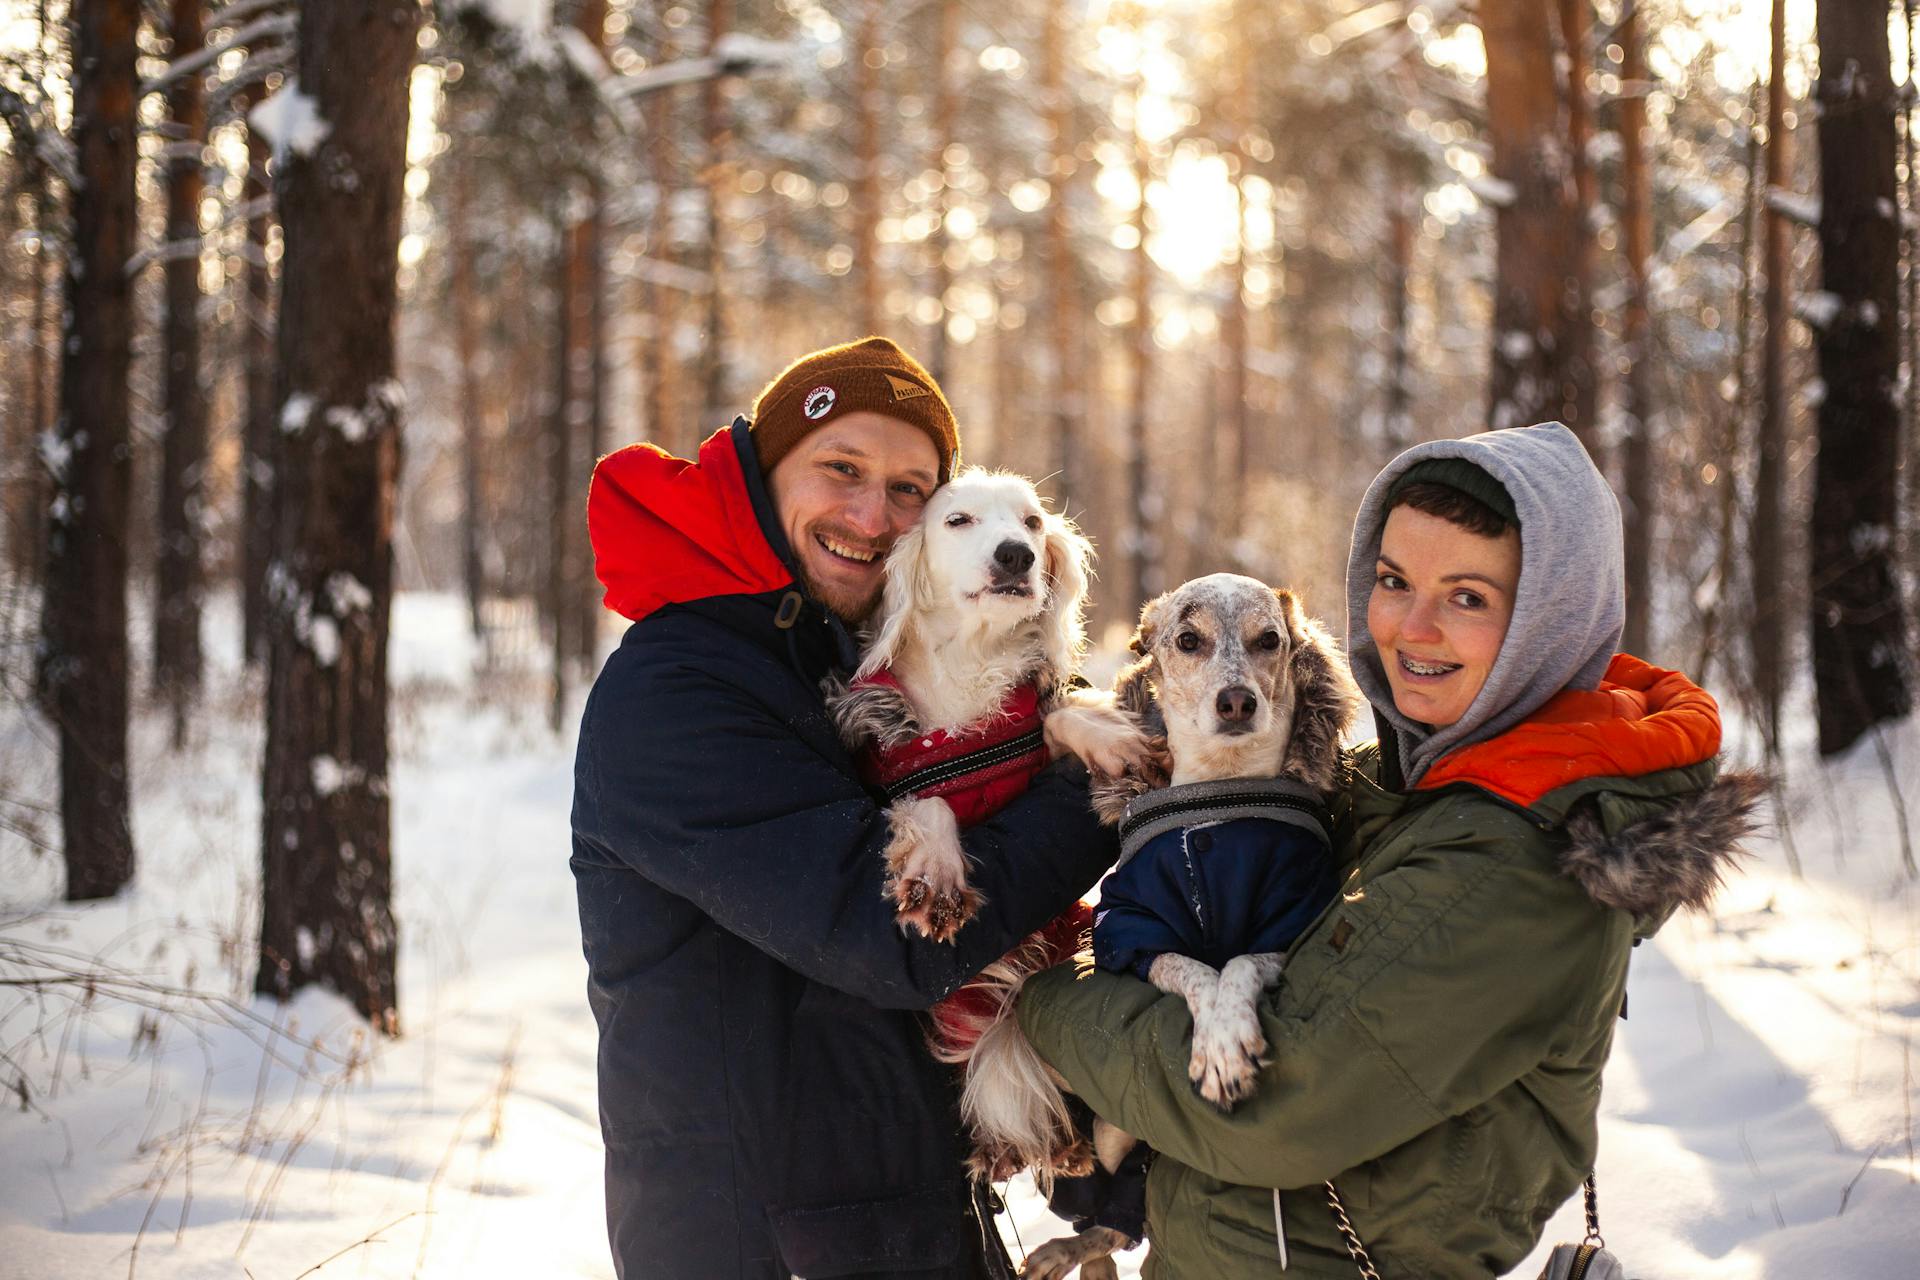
[1216, 686, 1257, 723]
[993, 541, 1036, 576]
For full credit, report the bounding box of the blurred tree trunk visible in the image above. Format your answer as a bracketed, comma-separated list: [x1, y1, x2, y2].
[154, 0, 206, 741]
[448, 100, 485, 640]
[1619, 3, 1656, 657]
[4, 172, 54, 584]
[256, 0, 417, 1032]
[546, 219, 573, 733]
[1222, 4, 1253, 564]
[240, 86, 277, 665]
[570, 182, 606, 666]
[1753, 0, 1792, 752]
[925, 0, 958, 383]
[1479, 0, 1588, 440]
[699, 0, 731, 416]
[1126, 84, 1159, 612]
[1043, 0, 1080, 512]
[46, 0, 139, 901]
[1383, 159, 1416, 454]
[853, 0, 882, 335]
[1556, 0, 1599, 449]
[1809, 0, 1912, 755]
[567, 1, 608, 669]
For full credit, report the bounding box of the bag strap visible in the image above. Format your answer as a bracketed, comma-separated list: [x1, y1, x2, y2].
[1323, 1180, 1382, 1280]
[1582, 1173, 1605, 1248]
[1324, 1173, 1603, 1277]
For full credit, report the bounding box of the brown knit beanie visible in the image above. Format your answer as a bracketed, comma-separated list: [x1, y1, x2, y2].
[749, 337, 960, 483]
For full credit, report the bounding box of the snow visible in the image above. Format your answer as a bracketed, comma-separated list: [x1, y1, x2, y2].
[470, 0, 550, 43]
[1797, 290, 1844, 331]
[1766, 186, 1821, 228]
[279, 392, 315, 435]
[248, 81, 331, 161]
[2, 594, 1917, 1278]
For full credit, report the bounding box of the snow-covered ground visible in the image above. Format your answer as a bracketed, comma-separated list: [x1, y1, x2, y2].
[1, 593, 1916, 1278]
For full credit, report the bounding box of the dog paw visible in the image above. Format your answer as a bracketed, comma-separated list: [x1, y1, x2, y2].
[1187, 1002, 1268, 1112]
[1046, 1134, 1096, 1179]
[1020, 1239, 1082, 1280]
[968, 1140, 1027, 1183]
[903, 877, 981, 942]
[883, 799, 977, 941]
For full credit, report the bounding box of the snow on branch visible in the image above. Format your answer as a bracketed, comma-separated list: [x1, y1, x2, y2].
[1766, 186, 1820, 228]
[140, 10, 297, 99]
[0, 83, 77, 188]
[602, 37, 803, 101]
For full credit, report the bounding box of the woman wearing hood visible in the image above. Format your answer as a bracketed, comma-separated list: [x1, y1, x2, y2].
[1014, 423, 1765, 1277]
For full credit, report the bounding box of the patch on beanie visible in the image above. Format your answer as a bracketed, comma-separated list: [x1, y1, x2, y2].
[803, 385, 836, 419]
[886, 373, 929, 402]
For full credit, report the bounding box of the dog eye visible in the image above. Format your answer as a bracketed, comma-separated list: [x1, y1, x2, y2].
[1256, 630, 1282, 651]
[945, 513, 973, 528]
[1175, 631, 1201, 653]
[1024, 514, 1043, 531]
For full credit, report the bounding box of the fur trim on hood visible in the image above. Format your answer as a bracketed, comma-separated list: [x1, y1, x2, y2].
[1559, 768, 1769, 922]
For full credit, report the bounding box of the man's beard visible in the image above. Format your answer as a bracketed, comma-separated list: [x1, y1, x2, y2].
[795, 565, 884, 627]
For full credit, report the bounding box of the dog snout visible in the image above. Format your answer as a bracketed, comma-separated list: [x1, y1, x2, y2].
[1216, 686, 1257, 724]
[992, 540, 1036, 578]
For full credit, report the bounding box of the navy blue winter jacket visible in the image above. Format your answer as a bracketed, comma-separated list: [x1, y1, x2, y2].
[571, 420, 1118, 1279]
[1092, 816, 1337, 979]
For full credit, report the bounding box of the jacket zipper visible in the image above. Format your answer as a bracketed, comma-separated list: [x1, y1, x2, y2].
[883, 727, 1047, 801]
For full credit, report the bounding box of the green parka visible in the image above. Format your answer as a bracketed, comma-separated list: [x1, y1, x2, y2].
[1017, 658, 1763, 1278]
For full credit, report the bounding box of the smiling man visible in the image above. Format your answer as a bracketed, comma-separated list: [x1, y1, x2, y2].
[571, 337, 1117, 1280]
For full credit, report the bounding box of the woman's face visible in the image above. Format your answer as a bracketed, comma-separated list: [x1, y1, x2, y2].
[1366, 504, 1522, 728]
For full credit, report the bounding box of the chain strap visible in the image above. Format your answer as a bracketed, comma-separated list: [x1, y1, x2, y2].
[1323, 1180, 1382, 1280]
[1327, 1171, 1603, 1278]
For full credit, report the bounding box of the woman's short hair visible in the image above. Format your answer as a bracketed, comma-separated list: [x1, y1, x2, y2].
[1388, 481, 1512, 539]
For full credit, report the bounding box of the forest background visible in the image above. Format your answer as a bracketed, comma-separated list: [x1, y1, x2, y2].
[1, 0, 1917, 1276]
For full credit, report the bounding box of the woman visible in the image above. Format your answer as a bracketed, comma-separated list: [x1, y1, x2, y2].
[1015, 423, 1763, 1278]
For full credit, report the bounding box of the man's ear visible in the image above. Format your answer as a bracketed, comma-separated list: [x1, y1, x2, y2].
[855, 519, 931, 678]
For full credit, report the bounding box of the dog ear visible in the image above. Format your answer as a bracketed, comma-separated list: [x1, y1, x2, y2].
[1277, 588, 1362, 793]
[1038, 509, 1094, 685]
[1111, 593, 1166, 734]
[854, 518, 932, 680]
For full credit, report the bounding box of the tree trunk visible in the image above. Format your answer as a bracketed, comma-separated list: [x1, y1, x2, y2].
[1043, 0, 1079, 512]
[567, 1, 609, 668]
[1556, 0, 1599, 449]
[547, 219, 573, 734]
[853, 0, 882, 335]
[1809, 0, 1912, 755]
[925, 0, 958, 383]
[1619, 3, 1656, 657]
[1126, 88, 1158, 612]
[155, 0, 207, 739]
[1479, 0, 1589, 439]
[448, 103, 485, 640]
[1383, 163, 1415, 454]
[46, 0, 140, 902]
[699, 0, 731, 418]
[1753, 0, 1793, 752]
[240, 88, 276, 665]
[256, 0, 418, 1032]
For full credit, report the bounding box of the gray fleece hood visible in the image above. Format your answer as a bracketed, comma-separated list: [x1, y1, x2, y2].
[1345, 422, 1624, 785]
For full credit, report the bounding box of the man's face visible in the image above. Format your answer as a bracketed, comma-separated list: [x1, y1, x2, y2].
[767, 412, 940, 624]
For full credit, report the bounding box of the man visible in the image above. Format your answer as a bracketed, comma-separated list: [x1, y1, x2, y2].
[572, 337, 1117, 1279]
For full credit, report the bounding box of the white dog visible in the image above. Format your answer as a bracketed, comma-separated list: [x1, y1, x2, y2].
[826, 468, 1154, 940]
